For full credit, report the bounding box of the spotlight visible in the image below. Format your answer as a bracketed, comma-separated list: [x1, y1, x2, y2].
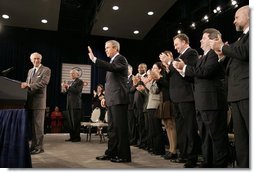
[231, 0, 237, 6]
[177, 30, 181, 34]
[190, 22, 196, 29]
[41, 19, 47, 24]
[2, 14, 9, 19]
[102, 27, 109, 31]
[133, 30, 139, 34]
[202, 15, 209, 22]
[216, 6, 221, 13]
[112, 6, 119, 10]
[147, 11, 154, 16]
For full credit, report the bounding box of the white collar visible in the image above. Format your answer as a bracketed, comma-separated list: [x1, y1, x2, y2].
[33, 64, 41, 71]
[180, 46, 190, 55]
[110, 53, 119, 63]
[243, 26, 249, 34]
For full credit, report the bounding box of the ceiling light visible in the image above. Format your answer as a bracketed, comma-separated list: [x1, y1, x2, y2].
[2, 14, 9, 19]
[133, 30, 139, 34]
[190, 22, 196, 29]
[147, 11, 154, 16]
[213, 9, 217, 13]
[102, 27, 109, 31]
[112, 6, 119, 10]
[216, 6, 221, 13]
[41, 19, 48, 24]
[177, 30, 181, 34]
[202, 15, 209, 22]
[231, 0, 237, 6]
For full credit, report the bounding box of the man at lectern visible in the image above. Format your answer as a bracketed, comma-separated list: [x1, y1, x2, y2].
[21, 52, 51, 155]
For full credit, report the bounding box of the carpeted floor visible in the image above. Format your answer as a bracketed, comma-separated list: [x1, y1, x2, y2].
[31, 133, 185, 169]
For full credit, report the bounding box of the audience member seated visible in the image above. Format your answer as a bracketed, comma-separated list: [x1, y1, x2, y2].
[92, 84, 106, 122]
[51, 106, 63, 133]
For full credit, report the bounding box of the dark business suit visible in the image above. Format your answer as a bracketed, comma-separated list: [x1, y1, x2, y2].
[26, 65, 51, 151]
[66, 78, 83, 141]
[127, 74, 137, 145]
[221, 32, 249, 168]
[169, 47, 200, 164]
[131, 80, 147, 148]
[185, 50, 228, 167]
[95, 54, 131, 161]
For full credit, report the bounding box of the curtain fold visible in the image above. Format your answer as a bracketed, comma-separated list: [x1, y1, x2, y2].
[0, 109, 32, 168]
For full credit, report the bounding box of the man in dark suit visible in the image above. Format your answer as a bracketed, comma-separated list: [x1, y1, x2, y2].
[173, 28, 229, 167]
[88, 40, 131, 163]
[127, 64, 137, 145]
[21, 52, 51, 154]
[210, 5, 249, 168]
[131, 63, 148, 149]
[169, 33, 200, 168]
[62, 69, 84, 142]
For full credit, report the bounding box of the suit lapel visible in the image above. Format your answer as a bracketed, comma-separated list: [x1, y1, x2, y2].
[196, 54, 206, 67]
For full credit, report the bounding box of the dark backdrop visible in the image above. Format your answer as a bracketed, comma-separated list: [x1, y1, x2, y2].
[0, 5, 245, 118]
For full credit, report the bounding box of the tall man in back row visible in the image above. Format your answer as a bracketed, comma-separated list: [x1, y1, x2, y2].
[210, 5, 249, 168]
[88, 40, 131, 163]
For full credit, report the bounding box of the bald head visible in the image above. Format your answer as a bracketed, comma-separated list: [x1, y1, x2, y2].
[234, 5, 249, 31]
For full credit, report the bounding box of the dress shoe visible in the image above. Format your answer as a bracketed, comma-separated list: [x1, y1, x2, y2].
[199, 163, 210, 168]
[96, 155, 112, 160]
[110, 157, 131, 163]
[30, 148, 44, 155]
[72, 138, 81, 142]
[164, 152, 178, 160]
[171, 157, 186, 163]
[65, 138, 72, 142]
[184, 162, 197, 168]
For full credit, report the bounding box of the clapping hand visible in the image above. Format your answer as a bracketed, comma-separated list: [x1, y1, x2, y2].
[172, 59, 185, 73]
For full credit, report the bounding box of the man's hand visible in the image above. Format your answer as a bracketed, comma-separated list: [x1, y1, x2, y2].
[159, 52, 173, 67]
[209, 36, 224, 52]
[21, 82, 29, 89]
[88, 46, 96, 63]
[173, 58, 185, 70]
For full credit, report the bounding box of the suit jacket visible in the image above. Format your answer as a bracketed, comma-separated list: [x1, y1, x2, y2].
[169, 48, 198, 103]
[185, 50, 227, 111]
[66, 78, 83, 109]
[130, 74, 147, 109]
[127, 74, 135, 110]
[145, 80, 161, 109]
[95, 54, 129, 107]
[26, 65, 51, 109]
[222, 32, 249, 102]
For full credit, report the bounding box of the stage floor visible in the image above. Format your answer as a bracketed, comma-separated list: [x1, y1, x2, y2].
[31, 133, 185, 169]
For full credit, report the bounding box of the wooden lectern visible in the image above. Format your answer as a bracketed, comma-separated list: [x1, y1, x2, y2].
[0, 76, 27, 109]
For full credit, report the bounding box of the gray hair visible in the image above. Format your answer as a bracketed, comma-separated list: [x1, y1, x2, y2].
[106, 40, 120, 52]
[30, 52, 42, 61]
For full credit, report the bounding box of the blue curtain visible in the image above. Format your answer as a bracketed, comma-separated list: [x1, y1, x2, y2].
[0, 109, 32, 168]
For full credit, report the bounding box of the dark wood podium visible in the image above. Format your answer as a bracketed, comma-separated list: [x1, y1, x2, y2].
[0, 76, 27, 109]
[0, 76, 31, 168]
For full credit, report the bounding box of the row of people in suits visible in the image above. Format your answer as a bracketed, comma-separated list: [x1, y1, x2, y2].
[126, 5, 249, 168]
[85, 5, 248, 167]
